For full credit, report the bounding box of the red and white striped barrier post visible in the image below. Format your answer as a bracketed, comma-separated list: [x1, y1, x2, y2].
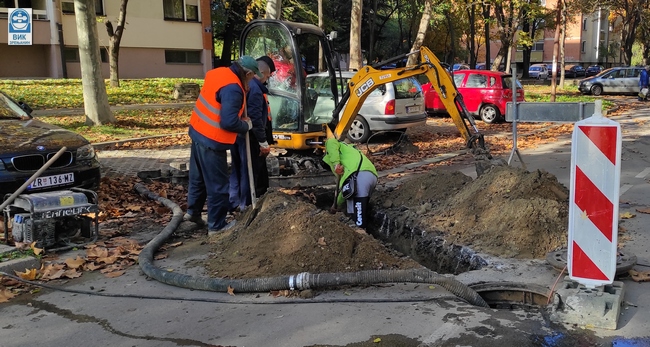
[568, 99, 622, 288]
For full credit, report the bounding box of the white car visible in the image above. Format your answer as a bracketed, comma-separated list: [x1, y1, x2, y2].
[529, 64, 549, 80]
[305, 71, 427, 143]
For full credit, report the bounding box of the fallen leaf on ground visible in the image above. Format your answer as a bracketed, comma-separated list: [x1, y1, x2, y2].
[227, 285, 235, 296]
[40, 264, 66, 280]
[620, 212, 636, 219]
[87, 247, 109, 258]
[168, 241, 183, 247]
[15, 268, 37, 280]
[84, 262, 104, 271]
[104, 270, 125, 278]
[374, 338, 382, 343]
[629, 269, 650, 282]
[30, 244, 44, 256]
[154, 253, 168, 260]
[318, 237, 326, 246]
[0, 289, 16, 303]
[65, 256, 86, 269]
[636, 207, 650, 214]
[63, 269, 82, 279]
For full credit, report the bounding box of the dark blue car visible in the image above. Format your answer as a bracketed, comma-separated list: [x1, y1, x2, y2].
[0, 91, 101, 198]
[586, 65, 604, 77]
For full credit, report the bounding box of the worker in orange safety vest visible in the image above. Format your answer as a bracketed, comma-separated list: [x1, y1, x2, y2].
[184, 56, 263, 235]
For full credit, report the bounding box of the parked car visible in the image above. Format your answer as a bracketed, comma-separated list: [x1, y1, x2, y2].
[585, 65, 604, 77]
[579, 66, 644, 96]
[564, 64, 586, 78]
[424, 69, 525, 124]
[475, 63, 487, 70]
[528, 64, 549, 80]
[306, 71, 426, 143]
[0, 91, 101, 198]
[452, 63, 470, 71]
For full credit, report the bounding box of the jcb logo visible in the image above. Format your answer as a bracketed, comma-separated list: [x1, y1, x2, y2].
[355, 78, 375, 97]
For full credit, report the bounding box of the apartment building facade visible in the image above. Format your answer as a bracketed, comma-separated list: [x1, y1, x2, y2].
[481, 3, 624, 69]
[0, 0, 213, 79]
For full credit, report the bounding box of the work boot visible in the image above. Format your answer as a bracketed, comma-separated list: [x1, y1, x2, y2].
[183, 212, 205, 226]
[208, 220, 236, 236]
[352, 197, 370, 229]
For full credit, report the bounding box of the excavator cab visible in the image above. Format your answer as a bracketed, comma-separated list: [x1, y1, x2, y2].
[240, 20, 340, 151]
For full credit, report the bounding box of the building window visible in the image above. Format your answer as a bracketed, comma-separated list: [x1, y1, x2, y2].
[1, 0, 32, 8]
[583, 19, 587, 31]
[532, 41, 544, 51]
[65, 47, 109, 63]
[581, 41, 586, 53]
[163, 0, 199, 22]
[165, 50, 201, 64]
[61, 0, 105, 16]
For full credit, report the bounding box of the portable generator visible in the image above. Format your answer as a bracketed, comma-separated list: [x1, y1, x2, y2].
[3, 188, 99, 251]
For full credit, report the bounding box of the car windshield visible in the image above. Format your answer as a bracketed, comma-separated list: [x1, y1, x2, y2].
[530, 67, 541, 71]
[0, 92, 30, 120]
[502, 76, 523, 90]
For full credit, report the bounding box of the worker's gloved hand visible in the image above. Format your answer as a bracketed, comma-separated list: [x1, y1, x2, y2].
[335, 164, 344, 175]
[259, 141, 271, 157]
[242, 117, 253, 130]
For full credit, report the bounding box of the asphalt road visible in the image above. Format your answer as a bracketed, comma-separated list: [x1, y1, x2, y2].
[3, 99, 650, 347]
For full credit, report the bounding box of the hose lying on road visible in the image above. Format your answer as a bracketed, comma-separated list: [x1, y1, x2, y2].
[134, 183, 489, 308]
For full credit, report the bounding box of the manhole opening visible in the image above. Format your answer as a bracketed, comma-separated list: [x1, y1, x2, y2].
[306, 188, 486, 275]
[469, 283, 550, 310]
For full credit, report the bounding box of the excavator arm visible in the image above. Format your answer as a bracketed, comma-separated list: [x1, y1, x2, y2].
[328, 47, 486, 152]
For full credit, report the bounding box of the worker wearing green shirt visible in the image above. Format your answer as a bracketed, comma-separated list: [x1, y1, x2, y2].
[322, 138, 378, 228]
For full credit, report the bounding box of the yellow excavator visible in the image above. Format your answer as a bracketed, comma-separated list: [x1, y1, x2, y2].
[240, 20, 489, 187]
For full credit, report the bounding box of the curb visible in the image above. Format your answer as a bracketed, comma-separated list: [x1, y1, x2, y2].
[0, 256, 41, 275]
[93, 133, 187, 150]
[31, 102, 194, 117]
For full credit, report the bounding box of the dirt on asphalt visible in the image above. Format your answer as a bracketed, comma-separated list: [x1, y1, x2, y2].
[203, 164, 570, 279]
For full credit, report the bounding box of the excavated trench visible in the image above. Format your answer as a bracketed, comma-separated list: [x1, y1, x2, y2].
[308, 188, 486, 275]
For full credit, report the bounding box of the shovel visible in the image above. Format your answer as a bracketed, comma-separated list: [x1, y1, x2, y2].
[329, 174, 340, 214]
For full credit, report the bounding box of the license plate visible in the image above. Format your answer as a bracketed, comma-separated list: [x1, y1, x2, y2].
[28, 173, 74, 189]
[406, 105, 421, 113]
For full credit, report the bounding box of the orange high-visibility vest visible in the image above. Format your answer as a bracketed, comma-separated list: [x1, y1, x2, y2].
[263, 93, 271, 122]
[190, 67, 245, 144]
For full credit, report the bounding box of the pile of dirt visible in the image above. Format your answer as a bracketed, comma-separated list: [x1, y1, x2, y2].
[376, 165, 570, 259]
[204, 191, 421, 279]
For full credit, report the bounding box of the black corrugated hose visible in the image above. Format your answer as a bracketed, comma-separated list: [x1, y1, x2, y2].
[134, 183, 488, 308]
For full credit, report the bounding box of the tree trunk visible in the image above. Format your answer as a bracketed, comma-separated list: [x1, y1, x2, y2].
[349, 0, 363, 70]
[521, 12, 530, 79]
[74, 0, 113, 125]
[467, 0, 476, 68]
[266, 0, 282, 19]
[318, 0, 324, 72]
[106, 0, 129, 88]
[407, 0, 432, 66]
[559, 0, 567, 87]
[483, 3, 491, 68]
[550, 0, 561, 101]
[368, 0, 377, 63]
[220, 9, 236, 66]
[446, 10, 457, 66]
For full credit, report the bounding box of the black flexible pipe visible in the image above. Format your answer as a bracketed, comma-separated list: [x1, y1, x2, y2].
[134, 183, 488, 308]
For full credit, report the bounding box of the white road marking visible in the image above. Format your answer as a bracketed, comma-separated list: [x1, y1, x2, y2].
[636, 167, 650, 179]
[620, 184, 633, 196]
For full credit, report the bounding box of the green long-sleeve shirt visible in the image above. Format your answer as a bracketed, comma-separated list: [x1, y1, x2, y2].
[322, 138, 377, 205]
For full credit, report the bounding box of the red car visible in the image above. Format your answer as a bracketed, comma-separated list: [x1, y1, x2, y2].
[423, 69, 525, 124]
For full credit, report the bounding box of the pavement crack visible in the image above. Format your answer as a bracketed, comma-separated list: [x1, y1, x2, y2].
[29, 299, 216, 346]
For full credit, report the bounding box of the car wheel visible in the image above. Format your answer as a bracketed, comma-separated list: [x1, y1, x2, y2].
[479, 104, 501, 124]
[346, 115, 371, 143]
[591, 84, 603, 96]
